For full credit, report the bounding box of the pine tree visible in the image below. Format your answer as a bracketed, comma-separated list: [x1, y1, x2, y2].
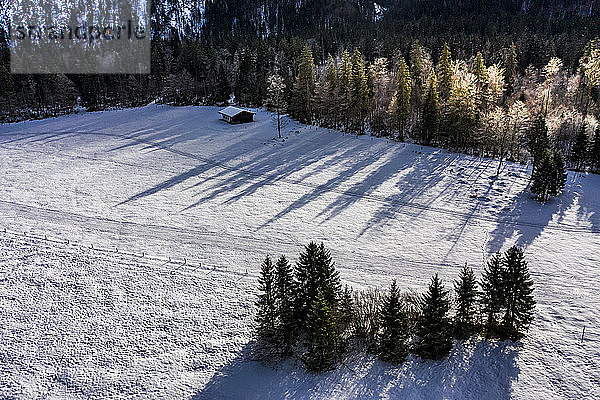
[377, 280, 410, 363]
[454, 264, 479, 340]
[415, 274, 453, 360]
[421, 71, 440, 145]
[438, 43, 453, 101]
[571, 124, 590, 171]
[275, 255, 296, 355]
[410, 40, 424, 92]
[303, 290, 338, 372]
[481, 253, 505, 338]
[256, 256, 277, 344]
[500, 246, 536, 341]
[591, 127, 600, 173]
[395, 58, 412, 140]
[504, 43, 517, 95]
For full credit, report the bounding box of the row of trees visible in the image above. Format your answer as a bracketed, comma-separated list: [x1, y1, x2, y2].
[285, 41, 600, 175]
[255, 242, 535, 372]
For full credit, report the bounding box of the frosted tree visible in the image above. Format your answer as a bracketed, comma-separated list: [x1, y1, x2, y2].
[369, 58, 393, 136]
[267, 74, 287, 138]
[447, 62, 478, 149]
[580, 39, 600, 109]
[486, 65, 505, 107]
[543, 57, 563, 113]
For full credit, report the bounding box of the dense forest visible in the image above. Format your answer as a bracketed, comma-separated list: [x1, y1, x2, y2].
[2, 0, 600, 174]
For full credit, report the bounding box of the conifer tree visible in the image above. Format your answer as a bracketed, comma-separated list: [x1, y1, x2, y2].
[500, 246, 536, 341]
[527, 116, 551, 175]
[325, 54, 339, 128]
[453, 264, 479, 340]
[410, 40, 424, 92]
[591, 127, 600, 173]
[415, 274, 453, 360]
[422, 71, 440, 145]
[378, 280, 410, 363]
[303, 291, 338, 372]
[551, 150, 567, 196]
[571, 124, 590, 171]
[351, 49, 369, 134]
[339, 50, 353, 130]
[275, 255, 296, 355]
[474, 52, 488, 110]
[294, 242, 341, 324]
[438, 43, 453, 101]
[481, 253, 505, 338]
[256, 256, 277, 344]
[531, 148, 556, 201]
[337, 285, 355, 340]
[292, 44, 315, 123]
[395, 58, 412, 140]
[504, 43, 517, 95]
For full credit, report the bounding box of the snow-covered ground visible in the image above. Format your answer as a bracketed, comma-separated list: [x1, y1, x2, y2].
[0, 105, 598, 399]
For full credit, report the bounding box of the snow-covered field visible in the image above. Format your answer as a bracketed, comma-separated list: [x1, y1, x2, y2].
[0, 105, 598, 399]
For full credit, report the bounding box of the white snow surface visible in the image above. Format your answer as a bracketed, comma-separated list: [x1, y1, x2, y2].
[0, 105, 598, 399]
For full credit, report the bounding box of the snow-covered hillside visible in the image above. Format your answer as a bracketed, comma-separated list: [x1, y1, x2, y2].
[0, 105, 598, 399]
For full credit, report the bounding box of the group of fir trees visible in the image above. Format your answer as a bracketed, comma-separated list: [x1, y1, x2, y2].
[569, 124, 600, 173]
[255, 243, 536, 372]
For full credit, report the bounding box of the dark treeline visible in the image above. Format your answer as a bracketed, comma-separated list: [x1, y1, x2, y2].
[1, 1, 600, 175]
[255, 242, 535, 372]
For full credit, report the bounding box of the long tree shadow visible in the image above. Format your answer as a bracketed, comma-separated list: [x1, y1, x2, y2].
[574, 172, 600, 234]
[487, 173, 578, 254]
[193, 340, 520, 400]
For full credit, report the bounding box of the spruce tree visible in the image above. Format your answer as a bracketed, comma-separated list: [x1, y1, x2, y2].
[275, 255, 296, 355]
[378, 280, 410, 363]
[303, 290, 338, 372]
[415, 274, 453, 360]
[339, 50, 353, 130]
[293, 242, 341, 324]
[500, 246, 536, 341]
[551, 150, 567, 197]
[527, 116, 551, 176]
[422, 71, 440, 145]
[351, 49, 369, 134]
[256, 256, 277, 344]
[395, 58, 412, 140]
[481, 253, 505, 338]
[438, 43, 453, 101]
[292, 44, 315, 123]
[504, 43, 517, 95]
[325, 54, 339, 129]
[473, 52, 488, 110]
[591, 127, 600, 173]
[571, 124, 590, 171]
[453, 264, 479, 340]
[531, 148, 555, 201]
[337, 285, 355, 340]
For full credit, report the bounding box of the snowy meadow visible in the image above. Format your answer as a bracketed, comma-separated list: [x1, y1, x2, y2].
[0, 105, 599, 399]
